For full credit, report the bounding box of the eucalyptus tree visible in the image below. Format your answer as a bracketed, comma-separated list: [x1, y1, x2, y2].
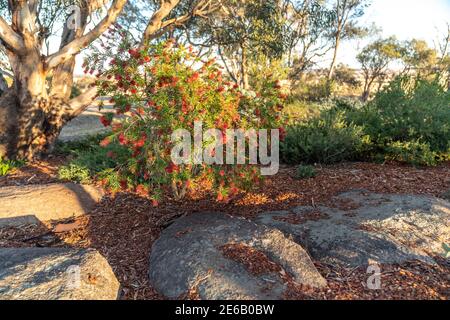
[185, 0, 290, 89]
[327, 0, 371, 80]
[0, 0, 217, 160]
[0, 0, 128, 159]
[357, 37, 402, 101]
[284, 0, 335, 80]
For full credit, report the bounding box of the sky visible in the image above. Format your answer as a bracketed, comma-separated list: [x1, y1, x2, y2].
[75, 0, 450, 75]
[337, 0, 450, 68]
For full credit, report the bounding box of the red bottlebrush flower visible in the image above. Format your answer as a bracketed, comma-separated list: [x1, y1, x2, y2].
[171, 76, 179, 85]
[112, 123, 122, 132]
[133, 134, 147, 148]
[100, 137, 111, 147]
[132, 149, 141, 158]
[217, 86, 225, 93]
[219, 170, 225, 177]
[151, 199, 159, 207]
[279, 127, 287, 141]
[135, 184, 148, 196]
[118, 133, 128, 145]
[188, 72, 199, 83]
[181, 102, 190, 114]
[115, 75, 122, 81]
[130, 88, 137, 94]
[274, 80, 281, 89]
[165, 162, 179, 174]
[100, 116, 111, 127]
[120, 180, 128, 190]
[106, 151, 116, 159]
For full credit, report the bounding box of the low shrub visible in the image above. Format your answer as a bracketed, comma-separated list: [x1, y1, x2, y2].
[281, 110, 371, 164]
[58, 163, 92, 183]
[295, 165, 317, 179]
[282, 76, 450, 167]
[0, 157, 24, 176]
[57, 135, 130, 184]
[384, 140, 440, 166]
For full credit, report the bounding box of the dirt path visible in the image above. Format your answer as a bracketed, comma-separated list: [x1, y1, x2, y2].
[59, 102, 114, 142]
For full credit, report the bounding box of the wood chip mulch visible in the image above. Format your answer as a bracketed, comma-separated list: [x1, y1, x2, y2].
[0, 160, 449, 300]
[220, 243, 282, 276]
[273, 209, 330, 225]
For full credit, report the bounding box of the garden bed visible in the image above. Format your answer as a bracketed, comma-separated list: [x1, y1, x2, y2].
[0, 160, 449, 300]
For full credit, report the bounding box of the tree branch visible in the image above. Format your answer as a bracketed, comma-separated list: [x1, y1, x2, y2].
[0, 16, 25, 52]
[141, 0, 219, 45]
[45, 0, 128, 70]
[66, 86, 98, 120]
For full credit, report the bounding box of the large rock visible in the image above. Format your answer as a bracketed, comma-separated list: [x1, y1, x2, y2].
[0, 183, 104, 227]
[149, 213, 326, 300]
[255, 190, 450, 267]
[0, 248, 120, 300]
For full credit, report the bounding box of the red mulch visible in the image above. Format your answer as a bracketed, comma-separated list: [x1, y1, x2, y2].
[273, 209, 329, 225]
[220, 243, 282, 276]
[1, 160, 449, 300]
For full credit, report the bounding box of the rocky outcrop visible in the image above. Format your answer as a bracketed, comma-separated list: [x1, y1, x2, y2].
[0, 183, 104, 227]
[0, 248, 120, 300]
[255, 190, 450, 267]
[149, 213, 326, 300]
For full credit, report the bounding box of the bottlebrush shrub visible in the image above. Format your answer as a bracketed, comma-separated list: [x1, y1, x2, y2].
[95, 40, 284, 204]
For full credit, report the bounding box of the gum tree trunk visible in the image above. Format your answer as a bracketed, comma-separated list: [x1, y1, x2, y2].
[0, 0, 127, 160]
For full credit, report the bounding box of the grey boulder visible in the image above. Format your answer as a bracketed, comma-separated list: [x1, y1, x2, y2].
[149, 212, 326, 300]
[255, 190, 450, 267]
[0, 248, 120, 300]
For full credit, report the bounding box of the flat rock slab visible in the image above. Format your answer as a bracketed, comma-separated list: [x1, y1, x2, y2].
[0, 248, 120, 300]
[255, 190, 450, 267]
[0, 183, 104, 227]
[149, 213, 326, 300]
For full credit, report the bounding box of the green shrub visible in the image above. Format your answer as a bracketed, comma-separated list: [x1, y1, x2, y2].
[384, 140, 439, 166]
[57, 135, 130, 184]
[282, 100, 323, 124]
[349, 76, 450, 165]
[295, 165, 317, 179]
[58, 163, 92, 183]
[0, 158, 24, 176]
[281, 110, 371, 164]
[297, 78, 334, 101]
